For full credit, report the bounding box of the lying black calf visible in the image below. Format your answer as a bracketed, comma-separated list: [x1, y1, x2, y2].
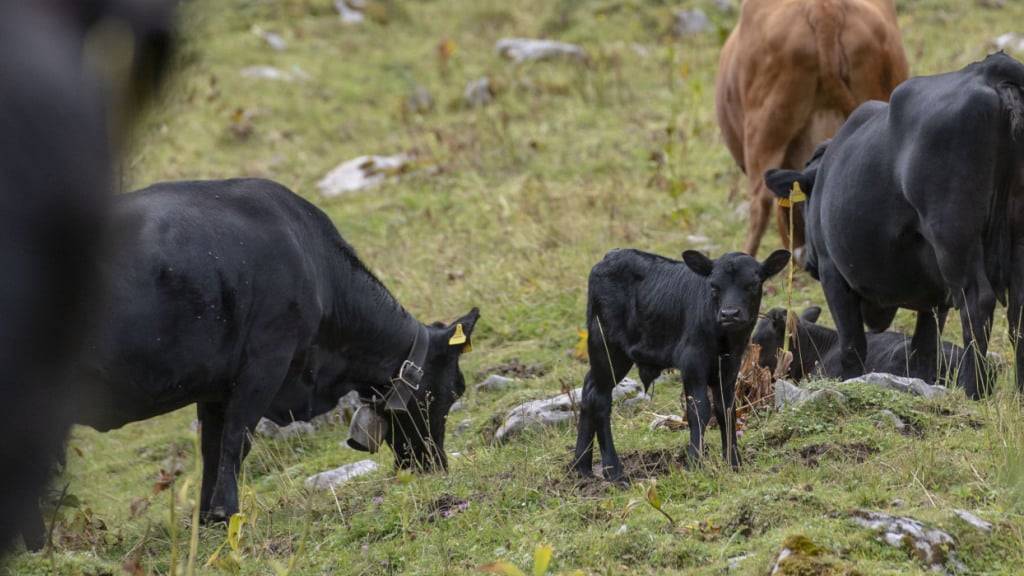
[573, 248, 789, 480]
[753, 307, 964, 384]
[71, 178, 478, 522]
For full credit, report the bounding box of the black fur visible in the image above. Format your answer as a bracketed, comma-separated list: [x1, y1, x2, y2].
[573, 248, 788, 480]
[764, 53, 1024, 398]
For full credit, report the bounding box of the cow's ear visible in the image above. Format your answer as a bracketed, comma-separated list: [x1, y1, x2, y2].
[682, 250, 714, 277]
[760, 249, 791, 279]
[801, 306, 822, 324]
[764, 169, 807, 199]
[445, 307, 480, 354]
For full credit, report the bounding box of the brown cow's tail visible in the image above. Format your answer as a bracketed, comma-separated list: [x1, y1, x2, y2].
[812, 0, 857, 116]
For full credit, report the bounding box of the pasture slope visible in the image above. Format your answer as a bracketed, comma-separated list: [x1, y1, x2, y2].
[11, 0, 1024, 574]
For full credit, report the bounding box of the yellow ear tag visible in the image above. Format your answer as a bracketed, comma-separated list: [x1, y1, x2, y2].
[448, 323, 467, 346]
[789, 181, 807, 203]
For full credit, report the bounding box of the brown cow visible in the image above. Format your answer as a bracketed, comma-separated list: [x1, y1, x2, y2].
[716, 0, 908, 256]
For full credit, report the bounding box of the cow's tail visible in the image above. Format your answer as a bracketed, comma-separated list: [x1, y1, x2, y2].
[985, 57, 1024, 302]
[995, 81, 1024, 141]
[812, 0, 857, 116]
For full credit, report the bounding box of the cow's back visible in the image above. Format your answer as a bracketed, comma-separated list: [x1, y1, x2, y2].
[80, 179, 329, 427]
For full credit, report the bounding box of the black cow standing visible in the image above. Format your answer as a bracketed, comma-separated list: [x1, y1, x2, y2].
[0, 0, 174, 552]
[573, 248, 789, 480]
[71, 178, 478, 523]
[753, 307, 965, 384]
[766, 53, 1024, 398]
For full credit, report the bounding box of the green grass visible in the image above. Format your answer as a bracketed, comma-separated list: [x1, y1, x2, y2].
[9, 0, 1024, 574]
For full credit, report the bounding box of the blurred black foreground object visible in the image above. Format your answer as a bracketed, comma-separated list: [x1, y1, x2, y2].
[0, 0, 175, 554]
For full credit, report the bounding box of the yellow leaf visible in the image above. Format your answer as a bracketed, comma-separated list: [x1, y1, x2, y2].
[479, 561, 527, 576]
[227, 513, 247, 552]
[646, 482, 662, 510]
[572, 329, 589, 361]
[533, 544, 553, 576]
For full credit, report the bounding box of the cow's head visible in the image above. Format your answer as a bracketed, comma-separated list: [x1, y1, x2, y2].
[682, 250, 790, 333]
[352, 308, 480, 472]
[764, 140, 830, 208]
[752, 306, 821, 374]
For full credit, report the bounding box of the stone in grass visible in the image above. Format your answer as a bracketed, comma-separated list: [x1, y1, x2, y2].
[493, 378, 649, 443]
[842, 372, 948, 399]
[672, 9, 711, 38]
[475, 374, 515, 393]
[464, 77, 494, 108]
[306, 459, 379, 490]
[335, 0, 365, 24]
[851, 510, 965, 574]
[254, 418, 315, 439]
[310, 390, 362, 429]
[953, 509, 993, 533]
[713, 0, 736, 13]
[495, 38, 588, 63]
[404, 86, 434, 115]
[774, 380, 847, 410]
[875, 409, 906, 432]
[317, 154, 411, 197]
[770, 535, 850, 575]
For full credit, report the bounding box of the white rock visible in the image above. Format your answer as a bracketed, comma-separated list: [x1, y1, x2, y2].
[311, 390, 362, 429]
[494, 378, 649, 442]
[255, 418, 316, 439]
[306, 459, 378, 490]
[851, 510, 965, 574]
[495, 38, 588, 63]
[240, 65, 309, 82]
[953, 509, 993, 532]
[770, 547, 792, 575]
[464, 77, 494, 107]
[252, 27, 287, 51]
[876, 409, 906, 432]
[993, 32, 1024, 52]
[843, 372, 948, 399]
[649, 413, 686, 431]
[673, 9, 711, 37]
[317, 154, 411, 197]
[335, 0, 365, 24]
[476, 374, 515, 393]
[774, 380, 846, 410]
[615, 524, 628, 535]
[727, 554, 750, 571]
[449, 400, 466, 413]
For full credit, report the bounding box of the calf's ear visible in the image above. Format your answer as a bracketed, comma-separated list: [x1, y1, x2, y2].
[759, 249, 791, 279]
[445, 307, 480, 353]
[682, 250, 714, 277]
[764, 169, 808, 199]
[801, 306, 822, 324]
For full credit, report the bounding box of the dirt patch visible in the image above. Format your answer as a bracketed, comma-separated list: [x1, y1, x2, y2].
[423, 494, 470, 522]
[476, 358, 547, 380]
[798, 442, 877, 468]
[619, 448, 685, 479]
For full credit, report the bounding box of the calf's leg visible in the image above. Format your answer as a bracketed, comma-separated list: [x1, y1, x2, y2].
[713, 356, 742, 469]
[680, 356, 712, 467]
[1009, 239, 1024, 392]
[197, 402, 224, 518]
[572, 334, 631, 481]
[954, 267, 996, 399]
[820, 260, 867, 380]
[909, 308, 945, 384]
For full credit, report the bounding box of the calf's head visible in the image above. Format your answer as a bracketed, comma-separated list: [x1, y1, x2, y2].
[379, 308, 480, 472]
[682, 250, 790, 332]
[751, 306, 822, 373]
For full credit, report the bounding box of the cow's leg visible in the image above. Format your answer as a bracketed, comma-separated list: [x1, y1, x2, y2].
[954, 265, 996, 399]
[680, 355, 712, 468]
[820, 260, 867, 379]
[909, 308, 944, 384]
[712, 356, 742, 469]
[573, 334, 631, 481]
[197, 402, 224, 517]
[207, 358, 292, 522]
[1009, 239, 1024, 392]
[19, 501, 45, 552]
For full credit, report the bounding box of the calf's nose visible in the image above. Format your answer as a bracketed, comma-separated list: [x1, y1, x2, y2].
[719, 307, 742, 322]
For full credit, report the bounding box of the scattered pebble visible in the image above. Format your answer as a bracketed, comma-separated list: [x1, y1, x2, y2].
[305, 459, 379, 490]
[464, 77, 495, 108]
[953, 509, 993, 533]
[672, 9, 711, 38]
[335, 0, 365, 24]
[317, 154, 411, 197]
[495, 38, 588, 63]
[993, 32, 1024, 52]
[404, 86, 434, 115]
[649, 413, 686, 431]
[876, 409, 906, 432]
[851, 510, 965, 574]
[843, 372, 948, 399]
[240, 65, 310, 82]
[255, 418, 315, 439]
[252, 26, 287, 51]
[475, 374, 516, 393]
[713, 0, 736, 13]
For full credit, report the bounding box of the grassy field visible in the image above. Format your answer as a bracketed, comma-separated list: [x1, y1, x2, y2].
[10, 0, 1024, 574]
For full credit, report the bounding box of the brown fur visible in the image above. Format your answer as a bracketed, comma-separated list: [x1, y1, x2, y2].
[715, 0, 908, 256]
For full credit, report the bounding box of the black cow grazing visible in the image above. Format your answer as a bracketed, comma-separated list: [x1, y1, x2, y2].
[0, 0, 175, 552]
[70, 178, 478, 523]
[573, 248, 789, 480]
[753, 307, 965, 383]
[765, 53, 1024, 398]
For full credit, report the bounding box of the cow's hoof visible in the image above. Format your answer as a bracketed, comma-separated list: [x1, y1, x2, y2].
[200, 507, 230, 525]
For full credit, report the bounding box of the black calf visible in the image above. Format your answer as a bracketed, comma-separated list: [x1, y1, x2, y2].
[753, 307, 964, 384]
[573, 248, 789, 480]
